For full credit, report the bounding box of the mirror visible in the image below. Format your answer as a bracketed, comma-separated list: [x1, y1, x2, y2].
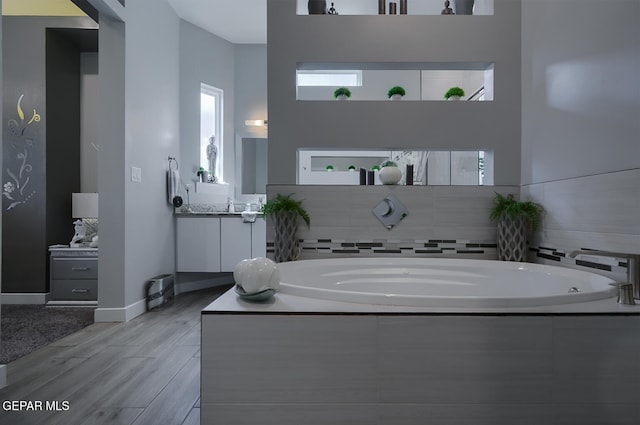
[235, 134, 268, 198]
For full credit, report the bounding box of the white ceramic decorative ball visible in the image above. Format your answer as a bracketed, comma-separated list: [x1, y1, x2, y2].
[233, 257, 280, 294]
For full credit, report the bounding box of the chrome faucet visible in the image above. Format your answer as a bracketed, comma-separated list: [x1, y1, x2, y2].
[569, 249, 640, 303]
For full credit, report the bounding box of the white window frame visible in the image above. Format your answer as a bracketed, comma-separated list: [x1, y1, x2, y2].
[200, 83, 224, 182]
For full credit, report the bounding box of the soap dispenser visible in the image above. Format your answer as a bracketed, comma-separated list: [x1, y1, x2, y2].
[227, 197, 234, 213]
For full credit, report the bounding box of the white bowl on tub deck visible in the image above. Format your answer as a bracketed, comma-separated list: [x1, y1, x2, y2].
[233, 257, 280, 294]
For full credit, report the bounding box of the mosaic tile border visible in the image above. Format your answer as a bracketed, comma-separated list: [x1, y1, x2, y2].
[531, 246, 629, 274]
[265, 240, 630, 276]
[267, 239, 498, 257]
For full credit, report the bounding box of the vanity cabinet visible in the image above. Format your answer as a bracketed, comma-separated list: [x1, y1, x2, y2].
[49, 247, 98, 302]
[176, 217, 221, 272]
[176, 215, 266, 272]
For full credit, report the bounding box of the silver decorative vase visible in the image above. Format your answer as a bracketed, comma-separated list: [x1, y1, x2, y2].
[496, 215, 527, 262]
[274, 212, 300, 263]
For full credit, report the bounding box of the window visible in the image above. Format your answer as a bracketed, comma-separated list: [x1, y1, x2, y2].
[200, 83, 223, 182]
[296, 70, 362, 87]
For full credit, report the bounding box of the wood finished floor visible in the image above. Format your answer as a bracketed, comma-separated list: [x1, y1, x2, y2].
[0, 285, 232, 425]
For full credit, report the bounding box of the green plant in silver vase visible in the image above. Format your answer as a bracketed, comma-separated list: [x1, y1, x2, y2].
[262, 193, 310, 262]
[489, 193, 543, 262]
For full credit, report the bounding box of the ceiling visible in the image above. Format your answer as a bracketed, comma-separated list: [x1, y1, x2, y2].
[3, 0, 267, 44]
[167, 0, 267, 44]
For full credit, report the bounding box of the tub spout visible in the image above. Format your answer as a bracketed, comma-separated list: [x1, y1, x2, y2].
[569, 250, 640, 302]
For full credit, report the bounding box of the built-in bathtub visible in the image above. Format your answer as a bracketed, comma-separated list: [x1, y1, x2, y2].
[202, 258, 640, 425]
[277, 257, 618, 308]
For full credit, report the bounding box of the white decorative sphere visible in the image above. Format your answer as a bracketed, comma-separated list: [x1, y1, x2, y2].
[379, 166, 402, 185]
[233, 257, 280, 294]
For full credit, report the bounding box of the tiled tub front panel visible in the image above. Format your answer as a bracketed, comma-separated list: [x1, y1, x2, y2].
[201, 314, 640, 425]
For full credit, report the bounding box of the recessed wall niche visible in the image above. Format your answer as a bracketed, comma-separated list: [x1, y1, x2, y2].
[296, 62, 494, 101]
[296, 0, 494, 15]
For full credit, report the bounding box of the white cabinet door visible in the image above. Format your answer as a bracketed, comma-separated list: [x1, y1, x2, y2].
[220, 217, 252, 272]
[251, 216, 266, 258]
[176, 217, 221, 272]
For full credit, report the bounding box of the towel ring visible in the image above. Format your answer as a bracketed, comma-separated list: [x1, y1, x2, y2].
[168, 156, 179, 170]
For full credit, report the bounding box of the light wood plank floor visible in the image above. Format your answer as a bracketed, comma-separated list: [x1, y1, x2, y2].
[0, 285, 231, 425]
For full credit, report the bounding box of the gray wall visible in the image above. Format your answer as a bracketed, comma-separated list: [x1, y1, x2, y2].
[96, 0, 181, 315]
[80, 52, 99, 193]
[2, 17, 97, 294]
[267, 0, 521, 185]
[123, 0, 180, 310]
[97, 12, 126, 310]
[521, 0, 639, 185]
[179, 20, 235, 191]
[234, 44, 268, 134]
[521, 0, 640, 258]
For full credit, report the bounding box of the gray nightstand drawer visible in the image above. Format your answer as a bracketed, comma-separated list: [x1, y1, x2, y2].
[52, 258, 98, 280]
[51, 279, 97, 301]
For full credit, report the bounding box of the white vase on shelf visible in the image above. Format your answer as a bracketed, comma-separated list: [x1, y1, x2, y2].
[379, 166, 402, 185]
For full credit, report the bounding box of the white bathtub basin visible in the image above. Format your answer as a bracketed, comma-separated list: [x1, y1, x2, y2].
[277, 258, 617, 308]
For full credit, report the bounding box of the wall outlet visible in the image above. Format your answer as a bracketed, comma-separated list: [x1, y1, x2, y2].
[131, 166, 142, 183]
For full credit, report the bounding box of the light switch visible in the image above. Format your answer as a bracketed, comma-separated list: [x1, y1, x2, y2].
[131, 166, 142, 183]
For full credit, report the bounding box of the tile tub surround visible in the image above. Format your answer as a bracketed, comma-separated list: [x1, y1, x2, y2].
[201, 291, 640, 425]
[522, 169, 640, 257]
[265, 184, 519, 260]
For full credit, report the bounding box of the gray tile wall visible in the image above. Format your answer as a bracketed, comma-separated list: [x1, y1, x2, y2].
[266, 185, 519, 260]
[523, 169, 640, 283]
[202, 314, 640, 425]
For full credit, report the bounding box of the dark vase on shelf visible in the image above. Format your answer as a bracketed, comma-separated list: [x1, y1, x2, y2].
[400, 0, 408, 14]
[454, 0, 475, 15]
[308, 0, 327, 14]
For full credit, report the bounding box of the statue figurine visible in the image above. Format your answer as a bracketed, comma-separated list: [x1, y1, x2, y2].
[206, 135, 218, 182]
[327, 2, 338, 15]
[70, 219, 86, 247]
[441, 0, 455, 14]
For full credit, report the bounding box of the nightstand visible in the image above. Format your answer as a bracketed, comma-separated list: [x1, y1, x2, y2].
[49, 246, 98, 304]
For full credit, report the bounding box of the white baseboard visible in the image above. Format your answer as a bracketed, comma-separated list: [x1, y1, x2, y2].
[94, 298, 146, 322]
[0, 365, 6, 389]
[1, 292, 50, 304]
[93, 275, 234, 322]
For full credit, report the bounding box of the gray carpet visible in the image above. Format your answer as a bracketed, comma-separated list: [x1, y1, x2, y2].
[1, 305, 95, 364]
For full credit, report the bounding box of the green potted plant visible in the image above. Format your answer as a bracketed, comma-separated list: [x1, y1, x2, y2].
[348, 165, 356, 172]
[196, 166, 209, 183]
[378, 160, 402, 185]
[333, 87, 352, 100]
[489, 193, 543, 262]
[387, 86, 406, 100]
[262, 193, 311, 262]
[325, 164, 334, 172]
[444, 86, 465, 100]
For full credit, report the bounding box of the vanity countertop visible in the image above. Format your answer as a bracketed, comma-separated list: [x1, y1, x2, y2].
[174, 211, 263, 217]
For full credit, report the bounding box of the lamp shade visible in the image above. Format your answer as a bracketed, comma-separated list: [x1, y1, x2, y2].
[72, 193, 98, 218]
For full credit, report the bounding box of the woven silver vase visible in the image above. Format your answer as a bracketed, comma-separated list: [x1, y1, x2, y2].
[496, 215, 527, 262]
[274, 212, 300, 263]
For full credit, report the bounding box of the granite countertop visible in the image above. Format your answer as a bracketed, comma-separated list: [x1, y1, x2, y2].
[174, 210, 263, 217]
[174, 202, 263, 217]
